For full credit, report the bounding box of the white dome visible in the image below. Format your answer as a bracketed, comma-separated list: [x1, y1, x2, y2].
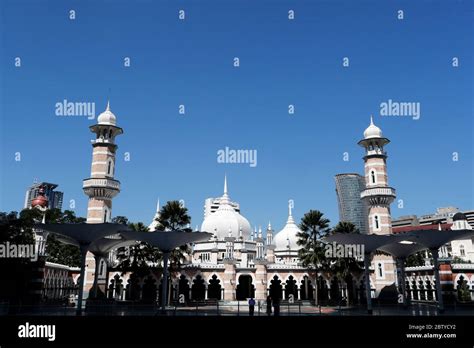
[97, 101, 117, 126]
[274, 208, 302, 253]
[363, 116, 382, 139]
[200, 176, 252, 240]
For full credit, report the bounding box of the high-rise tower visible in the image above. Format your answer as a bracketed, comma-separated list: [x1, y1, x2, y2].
[334, 173, 369, 234]
[358, 116, 396, 235]
[83, 101, 123, 223]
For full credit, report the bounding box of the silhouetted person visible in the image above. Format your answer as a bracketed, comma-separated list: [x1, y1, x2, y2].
[248, 297, 255, 316]
[273, 297, 280, 316]
[266, 296, 272, 316]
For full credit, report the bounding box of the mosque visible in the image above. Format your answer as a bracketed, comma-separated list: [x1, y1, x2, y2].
[44, 101, 469, 305]
[77, 101, 403, 304]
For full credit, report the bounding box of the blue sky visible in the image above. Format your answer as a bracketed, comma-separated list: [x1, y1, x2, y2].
[0, 0, 472, 232]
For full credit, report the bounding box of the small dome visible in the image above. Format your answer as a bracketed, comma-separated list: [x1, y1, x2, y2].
[31, 187, 48, 208]
[363, 116, 383, 139]
[274, 204, 302, 252]
[97, 101, 117, 126]
[453, 212, 467, 221]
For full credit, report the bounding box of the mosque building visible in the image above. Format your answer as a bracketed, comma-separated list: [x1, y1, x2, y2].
[74, 102, 472, 304]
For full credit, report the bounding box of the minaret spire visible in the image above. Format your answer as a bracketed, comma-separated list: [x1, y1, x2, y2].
[224, 174, 228, 195]
[370, 115, 374, 125]
[156, 198, 160, 213]
[106, 99, 110, 111]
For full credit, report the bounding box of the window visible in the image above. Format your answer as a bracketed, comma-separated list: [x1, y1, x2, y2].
[107, 161, 111, 175]
[374, 215, 380, 230]
[460, 245, 465, 256]
[371, 170, 376, 184]
[378, 263, 383, 278]
[104, 209, 108, 223]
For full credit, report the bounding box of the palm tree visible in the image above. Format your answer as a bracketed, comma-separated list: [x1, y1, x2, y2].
[296, 210, 331, 304]
[155, 200, 191, 232]
[331, 221, 360, 234]
[328, 221, 363, 304]
[153, 200, 193, 306]
[115, 222, 161, 276]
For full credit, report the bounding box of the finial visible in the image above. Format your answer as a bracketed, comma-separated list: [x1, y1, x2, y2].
[288, 200, 293, 217]
[156, 198, 160, 213]
[268, 221, 272, 229]
[370, 115, 374, 125]
[224, 174, 228, 195]
[106, 99, 111, 111]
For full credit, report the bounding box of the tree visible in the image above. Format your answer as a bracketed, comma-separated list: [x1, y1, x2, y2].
[297, 210, 331, 269]
[43, 209, 85, 267]
[155, 200, 191, 232]
[332, 221, 360, 234]
[115, 222, 161, 276]
[325, 221, 363, 288]
[155, 201, 192, 272]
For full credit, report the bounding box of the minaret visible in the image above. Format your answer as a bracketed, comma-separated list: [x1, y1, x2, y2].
[83, 101, 123, 223]
[358, 116, 396, 235]
[148, 198, 161, 231]
[266, 221, 273, 245]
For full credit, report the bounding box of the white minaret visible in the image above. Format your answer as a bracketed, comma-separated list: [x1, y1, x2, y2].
[358, 116, 396, 235]
[358, 116, 397, 296]
[148, 198, 161, 231]
[83, 101, 123, 223]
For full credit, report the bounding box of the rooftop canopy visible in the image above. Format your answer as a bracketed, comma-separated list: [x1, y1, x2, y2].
[119, 230, 212, 252]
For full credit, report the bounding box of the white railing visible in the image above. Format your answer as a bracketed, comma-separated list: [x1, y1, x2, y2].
[83, 178, 120, 190]
[361, 187, 396, 198]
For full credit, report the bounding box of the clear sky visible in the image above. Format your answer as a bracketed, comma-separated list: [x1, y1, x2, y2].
[1, 0, 472, 232]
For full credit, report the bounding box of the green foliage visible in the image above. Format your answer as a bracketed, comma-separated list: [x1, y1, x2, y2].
[296, 210, 330, 270]
[456, 276, 471, 302]
[405, 251, 427, 267]
[332, 221, 360, 234]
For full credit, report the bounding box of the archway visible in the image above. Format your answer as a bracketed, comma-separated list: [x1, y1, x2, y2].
[207, 275, 222, 300]
[269, 275, 282, 300]
[191, 275, 206, 300]
[330, 277, 341, 304]
[236, 275, 255, 300]
[285, 275, 298, 299]
[144, 276, 157, 303]
[299, 276, 314, 300]
[178, 275, 190, 302]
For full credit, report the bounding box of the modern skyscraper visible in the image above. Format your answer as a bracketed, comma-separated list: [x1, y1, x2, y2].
[24, 181, 63, 210]
[334, 173, 369, 234]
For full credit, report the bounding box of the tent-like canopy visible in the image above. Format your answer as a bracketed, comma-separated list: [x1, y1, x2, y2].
[119, 230, 213, 310]
[323, 229, 474, 313]
[34, 223, 132, 314]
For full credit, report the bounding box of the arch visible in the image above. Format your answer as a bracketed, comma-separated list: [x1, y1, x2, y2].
[191, 275, 206, 300]
[268, 275, 283, 301]
[299, 275, 314, 300]
[207, 274, 222, 300]
[284, 275, 298, 299]
[177, 274, 190, 302]
[236, 274, 255, 300]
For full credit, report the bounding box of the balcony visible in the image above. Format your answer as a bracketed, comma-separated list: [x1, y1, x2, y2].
[360, 187, 396, 206]
[83, 178, 121, 199]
